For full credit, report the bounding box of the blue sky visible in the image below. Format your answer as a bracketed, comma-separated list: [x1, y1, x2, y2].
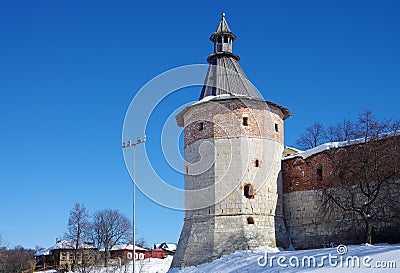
[1, 0, 399, 249]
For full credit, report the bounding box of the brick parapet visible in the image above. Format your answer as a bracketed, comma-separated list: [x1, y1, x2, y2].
[182, 99, 284, 148]
[282, 153, 333, 193]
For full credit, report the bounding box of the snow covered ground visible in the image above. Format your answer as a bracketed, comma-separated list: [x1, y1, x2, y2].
[169, 244, 400, 273]
[35, 256, 173, 273]
[35, 244, 400, 273]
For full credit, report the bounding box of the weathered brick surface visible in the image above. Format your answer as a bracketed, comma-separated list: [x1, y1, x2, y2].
[183, 98, 284, 148]
[172, 95, 400, 267]
[282, 153, 333, 193]
[171, 98, 285, 268]
[282, 136, 400, 193]
[279, 141, 400, 249]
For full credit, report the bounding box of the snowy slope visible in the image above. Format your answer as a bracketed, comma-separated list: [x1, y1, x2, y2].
[35, 256, 173, 273]
[168, 244, 400, 273]
[35, 244, 400, 273]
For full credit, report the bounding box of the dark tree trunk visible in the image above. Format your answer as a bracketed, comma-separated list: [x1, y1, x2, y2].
[366, 218, 373, 244]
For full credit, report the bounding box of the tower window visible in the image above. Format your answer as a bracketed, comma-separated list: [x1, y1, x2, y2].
[247, 217, 254, 225]
[218, 36, 222, 43]
[224, 36, 228, 43]
[317, 166, 323, 181]
[254, 159, 260, 167]
[275, 123, 279, 132]
[242, 117, 248, 126]
[198, 122, 204, 131]
[244, 184, 255, 199]
[242, 113, 249, 126]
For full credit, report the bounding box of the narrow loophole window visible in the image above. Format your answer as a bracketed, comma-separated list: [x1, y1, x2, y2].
[199, 122, 204, 131]
[247, 217, 254, 225]
[317, 166, 323, 181]
[275, 123, 279, 132]
[242, 117, 248, 126]
[254, 159, 260, 167]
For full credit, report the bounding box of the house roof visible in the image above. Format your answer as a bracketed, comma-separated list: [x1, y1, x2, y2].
[110, 244, 147, 251]
[99, 244, 147, 252]
[34, 240, 96, 257]
[154, 242, 177, 252]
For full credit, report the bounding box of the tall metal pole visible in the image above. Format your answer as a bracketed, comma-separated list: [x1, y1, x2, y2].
[133, 143, 137, 273]
[132, 144, 136, 273]
[122, 136, 146, 273]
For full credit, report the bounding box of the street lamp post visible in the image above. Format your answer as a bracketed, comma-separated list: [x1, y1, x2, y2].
[122, 136, 146, 273]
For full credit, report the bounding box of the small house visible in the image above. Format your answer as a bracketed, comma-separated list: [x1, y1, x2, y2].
[34, 240, 97, 271]
[154, 242, 177, 256]
[108, 244, 148, 261]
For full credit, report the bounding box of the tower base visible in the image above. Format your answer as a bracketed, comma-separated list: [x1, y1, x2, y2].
[171, 214, 276, 268]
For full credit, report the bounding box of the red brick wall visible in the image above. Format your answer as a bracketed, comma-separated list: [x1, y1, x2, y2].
[183, 98, 285, 147]
[281, 136, 400, 248]
[282, 135, 400, 193]
[282, 153, 333, 193]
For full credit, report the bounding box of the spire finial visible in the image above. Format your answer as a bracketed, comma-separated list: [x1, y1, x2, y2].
[209, 12, 237, 56]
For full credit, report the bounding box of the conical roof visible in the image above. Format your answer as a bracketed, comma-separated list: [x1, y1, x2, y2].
[199, 55, 262, 100]
[176, 14, 291, 127]
[200, 13, 261, 100]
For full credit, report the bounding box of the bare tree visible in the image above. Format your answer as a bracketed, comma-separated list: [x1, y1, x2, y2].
[135, 236, 148, 248]
[319, 110, 400, 244]
[91, 209, 132, 267]
[296, 122, 326, 149]
[65, 203, 91, 271]
[325, 119, 355, 142]
[0, 246, 35, 273]
[0, 234, 9, 250]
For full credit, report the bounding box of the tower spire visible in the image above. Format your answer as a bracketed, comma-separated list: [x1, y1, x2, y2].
[199, 13, 262, 101]
[210, 12, 237, 55]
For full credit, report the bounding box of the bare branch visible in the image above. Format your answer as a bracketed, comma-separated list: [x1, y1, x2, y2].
[296, 122, 327, 149]
[311, 110, 400, 244]
[91, 209, 132, 267]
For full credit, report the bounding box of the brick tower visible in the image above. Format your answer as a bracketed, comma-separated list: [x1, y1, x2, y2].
[171, 14, 291, 268]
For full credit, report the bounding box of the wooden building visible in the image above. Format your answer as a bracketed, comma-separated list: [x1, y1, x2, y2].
[34, 240, 97, 272]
